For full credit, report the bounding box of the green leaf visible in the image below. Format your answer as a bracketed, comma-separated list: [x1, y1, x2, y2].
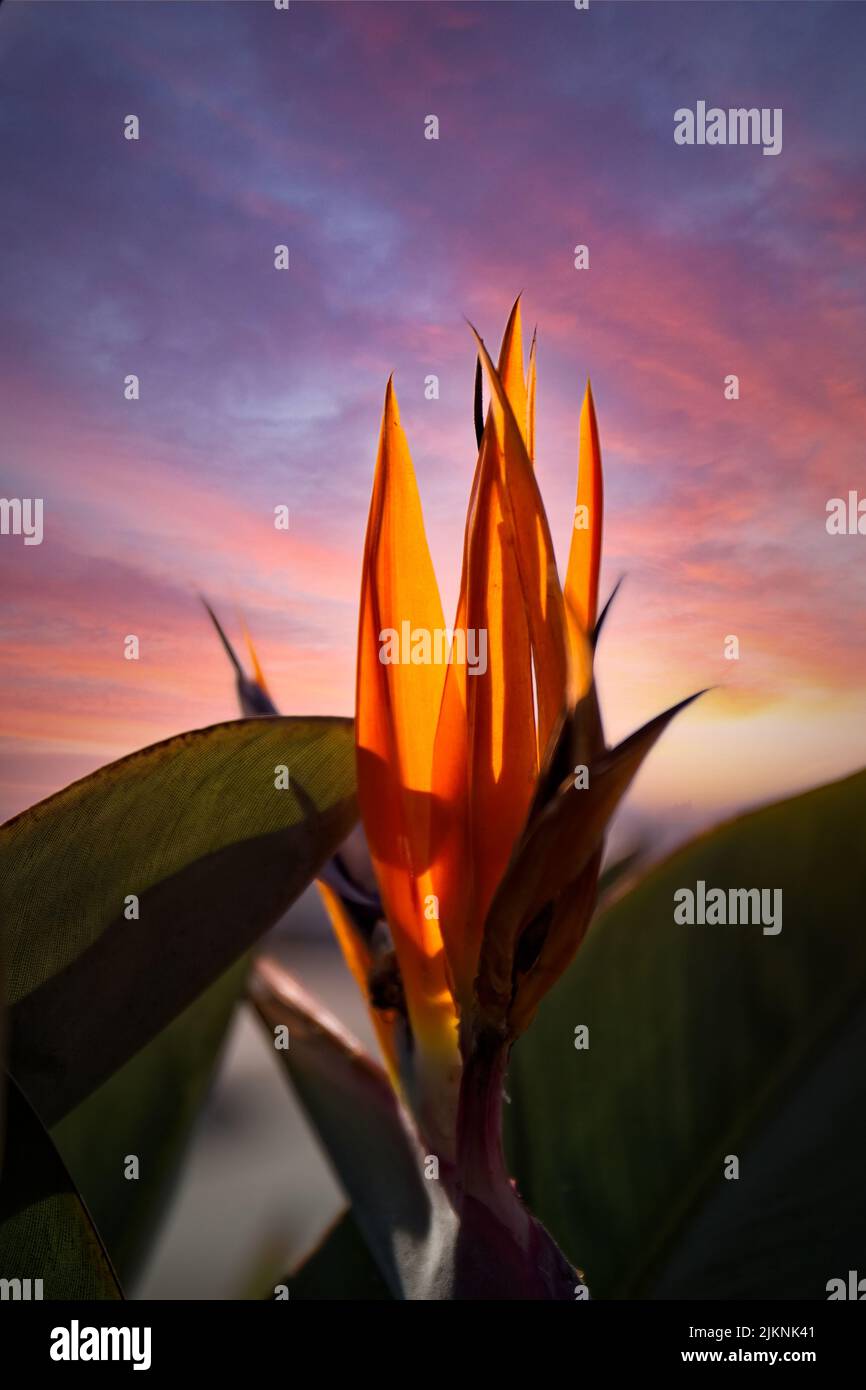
[51, 958, 248, 1287]
[249, 957, 458, 1300]
[505, 768, 866, 1299]
[1, 716, 357, 1127]
[0, 1074, 122, 1300]
[279, 1210, 393, 1301]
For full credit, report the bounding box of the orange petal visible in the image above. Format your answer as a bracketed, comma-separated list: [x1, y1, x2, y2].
[471, 328, 571, 756]
[461, 435, 537, 985]
[429, 582, 471, 1015]
[564, 591, 595, 707]
[431, 303, 539, 1015]
[242, 620, 272, 700]
[355, 379, 459, 1075]
[316, 879, 404, 1093]
[526, 328, 537, 464]
[565, 381, 603, 636]
[497, 296, 528, 449]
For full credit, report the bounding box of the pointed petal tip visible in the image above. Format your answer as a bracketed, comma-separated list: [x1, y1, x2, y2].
[383, 373, 402, 425]
[592, 575, 625, 648]
[201, 597, 244, 677]
[505, 294, 523, 336]
[241, 619, 271, 696]
[467, 321, 489, 366]
[661, 687, 709, 722]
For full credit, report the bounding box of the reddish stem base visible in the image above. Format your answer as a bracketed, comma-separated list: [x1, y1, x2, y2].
[454, 1030, 583, 1301]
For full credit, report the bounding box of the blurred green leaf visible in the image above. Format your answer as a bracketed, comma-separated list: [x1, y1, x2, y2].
[278, 1209, 392, 1301]
[250, 957, 458, 1300]
[52, 958, 247, 1287]
[0, 1074, 122, 1299]
[1, 716, 357, 1127]
[506, 768, 866, 1298]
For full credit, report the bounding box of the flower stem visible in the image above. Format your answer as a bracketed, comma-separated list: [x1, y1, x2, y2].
[454, 1027, 581, 1299]
[456, 1028, 514, 1217]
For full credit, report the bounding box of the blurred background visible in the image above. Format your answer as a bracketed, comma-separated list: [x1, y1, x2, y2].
[133, 898, 372, 1300]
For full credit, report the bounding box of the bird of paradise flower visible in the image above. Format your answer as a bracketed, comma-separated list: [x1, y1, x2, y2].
[209, 297, 700, 1298]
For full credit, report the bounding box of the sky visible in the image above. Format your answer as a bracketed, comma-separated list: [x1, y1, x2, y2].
[1, 0, 864, 835]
